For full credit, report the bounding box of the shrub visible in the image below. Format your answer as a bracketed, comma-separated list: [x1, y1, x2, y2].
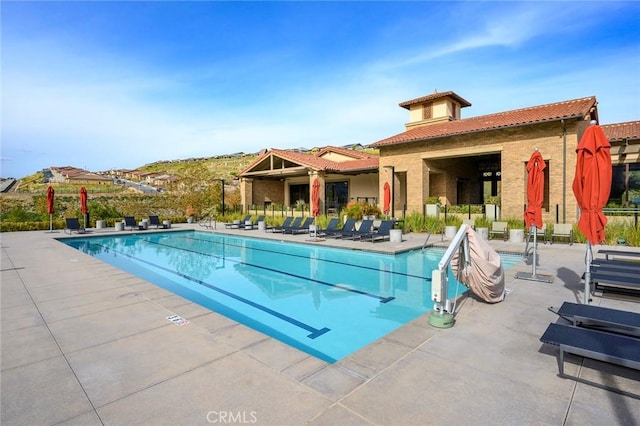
[341, 201, 380, 220]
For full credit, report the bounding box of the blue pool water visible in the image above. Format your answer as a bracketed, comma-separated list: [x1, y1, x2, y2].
[62, 231, 521, 362]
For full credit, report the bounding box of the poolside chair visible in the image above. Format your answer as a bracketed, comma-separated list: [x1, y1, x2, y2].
[272, 217, 301, 233]
[64, 217, 85, 234]
[597, 249, 640, 261]
[285, 217, 314, 234]
[268, 216, 293, 232]
[591, 257, 640, 273]
[340, 220, 374, 240]
[325, 218, 357, 239]
[550, 223, 573, 245]
[225, 214, 252, 229]
[539, 323, 640, 379]
[148, 215, 167, 229]
[588, 269, 640, 294]
[550, 301, 640, 338]
[489, 221, 508, 240]
[525, 223, 547, 244]
[123, 216, 140, 231]
[243, 215, 265, 230]
[317, 218, 340, 237]
[360, 220, 396, 242]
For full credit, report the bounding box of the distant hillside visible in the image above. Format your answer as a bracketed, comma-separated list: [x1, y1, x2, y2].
[6, 144, 378, 194]
[139, 153, 258, 183]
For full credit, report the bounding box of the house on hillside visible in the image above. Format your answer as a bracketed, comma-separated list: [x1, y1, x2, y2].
[49, 166, 112, 185]
[236, 91, 639, 223]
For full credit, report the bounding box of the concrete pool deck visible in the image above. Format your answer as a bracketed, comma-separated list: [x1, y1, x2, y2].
[2, 224, 639, 425]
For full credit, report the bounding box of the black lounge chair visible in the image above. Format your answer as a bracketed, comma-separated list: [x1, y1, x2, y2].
[148, 215, 168, 229]
[243, 215, 265, 230]
[272, 217, 300, 233]
[285, 217, 314, 234]
[588, 270, 640, 293]
[124, 216, 141, 230]
[64, 217, 85, 234]
[317, 218, 340, 237]
[267, 216, 292, 232]
[597, 249, 640, 261]
[590, 258, 640, 272]
[340, 220, 374, 240]
[550, 301, 640, 338]
[325, 218, 357, 239]
[539, 323, 640, 377]
[360, 220, 396, 242]
[224, 215, 252, 229]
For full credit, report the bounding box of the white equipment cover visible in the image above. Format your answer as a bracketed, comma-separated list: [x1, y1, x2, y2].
[451, 227, 505, 303]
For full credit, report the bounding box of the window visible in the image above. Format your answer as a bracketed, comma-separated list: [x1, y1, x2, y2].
[422, 103, 432, 120]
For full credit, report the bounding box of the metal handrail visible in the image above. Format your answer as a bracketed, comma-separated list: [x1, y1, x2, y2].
[422, 221, 442, 251]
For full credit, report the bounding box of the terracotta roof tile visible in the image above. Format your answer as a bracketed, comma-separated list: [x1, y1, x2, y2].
[317, 145, 376, 160]
[327, 157, 379, 172]
[373, 96, 597, 147]
[399, 91, 472, 109]
[602, 121, 640, 142]
[238, 146, 378, 177]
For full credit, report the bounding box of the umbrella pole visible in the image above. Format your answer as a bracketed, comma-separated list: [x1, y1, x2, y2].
[515, 225, 554, 283]
[84, 213, 87, 229]
[584, 241, 592, 304]
[532, 226, 538, 276]
[49, 213, 53, 233]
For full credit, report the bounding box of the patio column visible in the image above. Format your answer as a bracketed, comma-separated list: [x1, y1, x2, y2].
[240, 178, 253, 211]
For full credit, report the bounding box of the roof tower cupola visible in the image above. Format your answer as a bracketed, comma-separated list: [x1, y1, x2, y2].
[399, 90, 471, 130]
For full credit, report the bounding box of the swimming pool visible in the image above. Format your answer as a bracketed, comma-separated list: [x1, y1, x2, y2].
[62, 231, 520, 362]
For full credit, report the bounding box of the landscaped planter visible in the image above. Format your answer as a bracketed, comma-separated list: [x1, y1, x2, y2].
[476, 227, 489, 240]
[389, 229, 402, 243]
[509, 229, 524, 243]
[425, 204, 440, 217]
[485, 204, 500, 220]
[445, 225, 457, 239]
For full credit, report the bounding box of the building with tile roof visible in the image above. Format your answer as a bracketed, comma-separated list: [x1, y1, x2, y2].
[237, 91, 639, 223]
[372, 91, 639, 222]
[237, 146, 379, 214]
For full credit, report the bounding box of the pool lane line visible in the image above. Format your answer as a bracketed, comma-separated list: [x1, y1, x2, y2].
[142, 238, 395, 303]
[89, 242, 330, 340]
[179, 234, 432, 282]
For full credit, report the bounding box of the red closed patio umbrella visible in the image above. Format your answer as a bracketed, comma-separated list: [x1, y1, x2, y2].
[524, 150, 545, 230]
[46, 185, 55, 232]
[516, 150, 552, 282]
[383, 182, 391, 215]
[572, 121, 612, 303]
[80, 186, 88, 228]
[311, 178, 320, 217]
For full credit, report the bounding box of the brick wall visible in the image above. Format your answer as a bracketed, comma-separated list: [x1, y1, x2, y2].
[379, 118, 585, 223]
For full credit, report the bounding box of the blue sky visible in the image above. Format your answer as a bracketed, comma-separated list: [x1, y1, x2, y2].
[2, 1, 639, 179]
